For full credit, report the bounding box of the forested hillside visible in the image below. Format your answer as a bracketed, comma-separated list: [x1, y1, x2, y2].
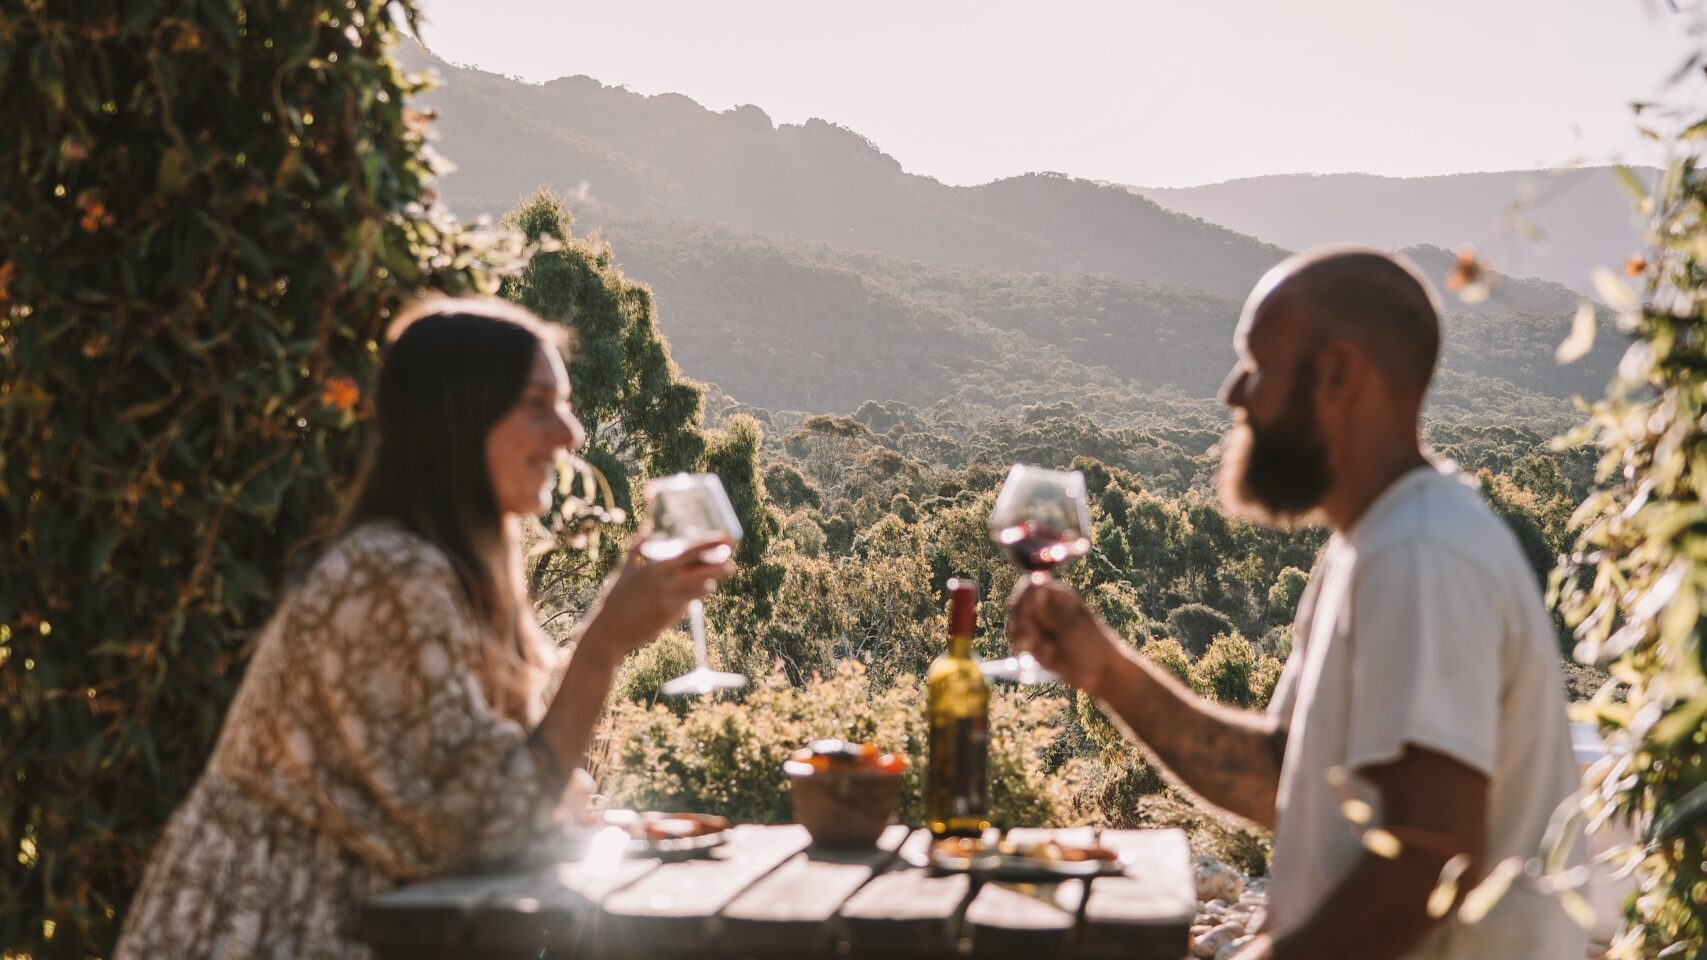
[594, 218, 1622, 423]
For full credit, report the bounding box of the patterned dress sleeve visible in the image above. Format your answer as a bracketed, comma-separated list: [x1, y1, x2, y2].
[282, 526, 564, 878]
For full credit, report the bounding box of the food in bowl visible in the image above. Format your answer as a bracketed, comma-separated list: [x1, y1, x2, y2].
[785, 739, 906, 847]
[783, 738, 908, 776]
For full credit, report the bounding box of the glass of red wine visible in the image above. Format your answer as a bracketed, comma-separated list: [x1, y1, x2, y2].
[984, 463, 1091, 684]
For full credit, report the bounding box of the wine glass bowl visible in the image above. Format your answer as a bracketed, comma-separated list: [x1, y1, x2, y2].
[984, 464, 1092, 684]
[640, 473, 747, 696]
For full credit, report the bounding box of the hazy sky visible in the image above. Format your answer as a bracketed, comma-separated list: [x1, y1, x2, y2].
[416, 1, 1696, 188]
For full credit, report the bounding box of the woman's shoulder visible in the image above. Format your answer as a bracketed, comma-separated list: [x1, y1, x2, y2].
[301, 520, 460, 597]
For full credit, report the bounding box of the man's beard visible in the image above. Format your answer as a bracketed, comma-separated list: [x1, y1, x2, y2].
[1217, 367, 1332, 528]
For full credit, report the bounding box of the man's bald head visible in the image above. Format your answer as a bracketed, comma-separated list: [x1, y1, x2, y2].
[1245, 248, 1442, 403]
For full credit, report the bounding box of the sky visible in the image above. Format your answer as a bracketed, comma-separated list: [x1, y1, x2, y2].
[415, 1, 1699, 188]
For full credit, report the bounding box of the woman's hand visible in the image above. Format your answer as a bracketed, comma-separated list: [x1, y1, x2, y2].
[1007, 573, 1127, 699]
[575, 534, 736, 668]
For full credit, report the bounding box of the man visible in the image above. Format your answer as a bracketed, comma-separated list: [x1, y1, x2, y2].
[1008, 248, 1584, 960]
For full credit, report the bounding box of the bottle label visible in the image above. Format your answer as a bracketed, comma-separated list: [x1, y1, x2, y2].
[930, 714, 988, 817]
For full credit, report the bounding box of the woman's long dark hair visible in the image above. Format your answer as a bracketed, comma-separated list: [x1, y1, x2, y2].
[337, 296, 565, 723]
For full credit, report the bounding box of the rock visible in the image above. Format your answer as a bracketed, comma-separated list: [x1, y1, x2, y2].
[1215, 935, 1254, 960]
[1246, 908, 1266, 933]
[1195, 855, 1246, 903]
[1192, 921, 1244, 959]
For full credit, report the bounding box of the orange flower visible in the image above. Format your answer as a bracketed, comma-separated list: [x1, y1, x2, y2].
[1624, 254, 1647, 277]
[320, 376, 359, 412]
[1444, 246, 1482, 292]
[79, 204, 108, 233]
[75, 189, 115, 233]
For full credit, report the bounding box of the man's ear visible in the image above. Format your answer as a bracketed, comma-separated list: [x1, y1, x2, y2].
[1314, 339, 1361, 404]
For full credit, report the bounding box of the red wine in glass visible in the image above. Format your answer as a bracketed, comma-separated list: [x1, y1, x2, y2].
[995, 519, 1091, 572]
[984, 464, 1093, 684]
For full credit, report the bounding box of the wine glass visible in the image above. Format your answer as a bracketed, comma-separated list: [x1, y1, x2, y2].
[638, 473, 747, 696]
[984, 464, 1091, 684]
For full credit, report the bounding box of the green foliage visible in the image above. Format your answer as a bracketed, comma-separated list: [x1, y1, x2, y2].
[763, 462, 822, 510]
[1192, 633, 1259, 708]
[703, 415, 784, 630]
[1087, 581, 1151, 640]
[0, 5, 518, 954]
[502, 190, 705, 486]
[610, 630, 696, 707]
[1266, 567, 1308, 625]
[1166, 603, 1234, 657]
[1251, 654, 1285, 707]
[1551, 117, 1707, 949]
[1138, 637, 1199, 691]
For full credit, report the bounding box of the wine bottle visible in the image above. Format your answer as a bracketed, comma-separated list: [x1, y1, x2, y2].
[926, 577, 991, 837]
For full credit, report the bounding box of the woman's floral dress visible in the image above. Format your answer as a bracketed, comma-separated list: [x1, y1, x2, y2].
[114, 522, 566, 959]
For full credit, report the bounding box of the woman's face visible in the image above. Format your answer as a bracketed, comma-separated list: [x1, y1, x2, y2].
[485, 346, 586, 516]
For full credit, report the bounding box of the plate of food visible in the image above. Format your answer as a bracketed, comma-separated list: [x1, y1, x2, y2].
[597, 809, 731, 858]
[928, 835, 1130, 881]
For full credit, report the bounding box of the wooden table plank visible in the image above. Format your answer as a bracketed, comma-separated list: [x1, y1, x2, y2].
[966, 879, 1085, 956]
[963, 828, 1092, 957]
[360, 867, 522, 951]
[720, 823, 911, 955]
[839, 829, 975, 957]
[598, 823, 813, 952]
[1078, 828, 1195, 960]
[470, 851, 662, 951]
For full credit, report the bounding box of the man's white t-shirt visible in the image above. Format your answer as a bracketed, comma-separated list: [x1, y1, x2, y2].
[1265, 463, 1585, 959]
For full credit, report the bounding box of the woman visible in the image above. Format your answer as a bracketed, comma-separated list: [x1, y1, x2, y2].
[114, 298, 731, 959]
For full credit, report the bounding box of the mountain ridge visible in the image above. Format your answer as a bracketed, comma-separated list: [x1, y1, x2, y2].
[405, 43, 1290, 299]
[1131, 168, 1656, 294]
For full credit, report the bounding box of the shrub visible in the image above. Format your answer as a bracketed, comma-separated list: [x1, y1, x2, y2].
[764, 462, 822, 511]
[1166, 602, 1234, 656]
[1087, 581, 1150, 639]
[1193, 633, 1258, 707]
[1138, 636, 1199, 690]
[1251, 653, 1285, 709]
[1266, 566, 1309, 624]
[610, 631, 696, 707]
[0, 5, 516, 953]
[780, 511, 827, 558]
[1258, 624, 1294, 660]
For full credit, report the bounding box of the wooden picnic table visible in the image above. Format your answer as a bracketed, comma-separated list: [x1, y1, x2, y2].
[360, 824, 1196, 959]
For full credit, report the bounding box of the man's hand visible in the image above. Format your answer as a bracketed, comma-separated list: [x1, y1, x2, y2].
[1007, 572, 1128, 698]
[1010, 570, 1286, 828]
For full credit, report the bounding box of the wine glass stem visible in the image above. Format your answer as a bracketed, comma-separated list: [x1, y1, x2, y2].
[688, 598, 710, 671]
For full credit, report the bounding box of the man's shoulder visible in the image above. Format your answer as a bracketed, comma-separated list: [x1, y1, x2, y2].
[1350, 469, 1524, 579]
[1358, 468, 1522, 550]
